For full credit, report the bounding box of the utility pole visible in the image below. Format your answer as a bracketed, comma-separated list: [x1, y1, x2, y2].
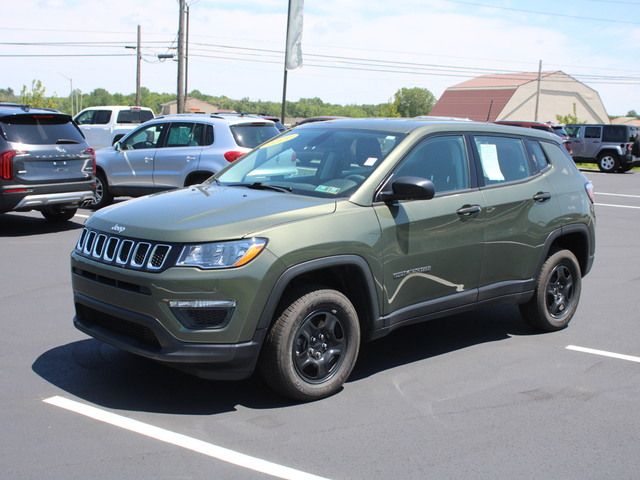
[177, 0, 186, 113]
[136, 25, 141, 105]
[184, 5, 189, 103]
[534, 60, 542, 122]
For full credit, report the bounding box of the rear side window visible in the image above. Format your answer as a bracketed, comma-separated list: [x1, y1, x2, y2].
[116, 109, 154, 124]
[0, 114, 85, 145]
[584, 126, 601, 139]
[474, 136, 532, 184]
[230, 123, 279, 148]
[526, 139, 549, 172]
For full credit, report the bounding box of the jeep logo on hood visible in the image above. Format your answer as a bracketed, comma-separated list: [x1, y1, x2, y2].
[111, 224, 126, 233]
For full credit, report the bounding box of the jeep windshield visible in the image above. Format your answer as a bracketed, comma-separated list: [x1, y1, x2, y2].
[216, 127, 405, 198]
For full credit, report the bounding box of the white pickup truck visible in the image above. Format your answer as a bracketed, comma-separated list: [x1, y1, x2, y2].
[74, 106, 155, 149]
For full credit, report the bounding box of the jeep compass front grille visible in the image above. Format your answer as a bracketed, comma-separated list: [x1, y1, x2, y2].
[75, 228, 176, 272]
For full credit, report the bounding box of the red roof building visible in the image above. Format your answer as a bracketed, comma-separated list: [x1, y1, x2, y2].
[430, 71, 609, 124]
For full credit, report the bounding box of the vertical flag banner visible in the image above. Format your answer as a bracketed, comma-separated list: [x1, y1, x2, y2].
[285, 0, 304, 70]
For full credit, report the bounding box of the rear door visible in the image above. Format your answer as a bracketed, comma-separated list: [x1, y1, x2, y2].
[581, 126, 602, 159]
[75, 109, 112, 148]
[471, 134, 557, 299]
[1, 113, 92, 184]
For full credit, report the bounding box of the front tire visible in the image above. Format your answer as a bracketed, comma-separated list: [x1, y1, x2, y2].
[260, 289, 361, 401]
[520, 250, 582, 332]
[597, 152, 619, 173]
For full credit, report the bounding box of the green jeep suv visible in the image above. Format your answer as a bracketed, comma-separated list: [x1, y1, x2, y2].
[71, 118, 596, 401]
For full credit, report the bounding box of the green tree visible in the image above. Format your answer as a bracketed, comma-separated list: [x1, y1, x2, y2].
[556, 103, 587, 124]
[627, 110, 638, 118]
[20, 80, 57, 109]
[392, 87, 435, 117]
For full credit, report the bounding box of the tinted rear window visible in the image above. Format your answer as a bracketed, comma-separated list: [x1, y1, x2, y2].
[116, 109, 154, 124]
[230, 123, 280, 148]
[0, 114, 85, 145]
[603, 125, 636, 142]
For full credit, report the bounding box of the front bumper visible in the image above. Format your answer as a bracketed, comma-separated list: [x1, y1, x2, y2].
[74, 292, 263, 380]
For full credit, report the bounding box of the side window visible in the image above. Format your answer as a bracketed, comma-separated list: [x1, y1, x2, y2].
[584, 126, 601, 139]
[94, 110, 112, 125]
[203, 124, 214, 145]
[166, 122, 198, 147]
[474, 136, 532, 184]
[123, 123, 165, 150]
[525, 139, 549, 172]
[74, 110, 95, 125]
[393, 135, 469, 195]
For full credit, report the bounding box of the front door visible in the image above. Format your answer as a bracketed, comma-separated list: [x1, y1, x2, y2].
[109, 123, 166, 189]
[374, 134, 484, 324]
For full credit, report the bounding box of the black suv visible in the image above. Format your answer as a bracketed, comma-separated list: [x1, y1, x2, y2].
[0, 103, 95, 221]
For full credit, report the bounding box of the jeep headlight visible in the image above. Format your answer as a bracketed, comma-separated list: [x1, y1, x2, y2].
[176, 238, 267, 269]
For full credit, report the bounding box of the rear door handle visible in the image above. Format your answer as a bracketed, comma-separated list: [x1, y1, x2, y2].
[533, 191, 551, 202]
[456, 204, 482, 216]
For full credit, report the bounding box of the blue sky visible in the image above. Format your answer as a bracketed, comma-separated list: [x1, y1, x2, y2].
[3, 0, 640, 115]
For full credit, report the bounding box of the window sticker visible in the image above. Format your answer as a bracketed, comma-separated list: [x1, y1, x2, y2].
[260, 133, 298, 149]
[363, 157, 378, 167]
[479, 143, 505, 181]
[315, 185, 341, 194]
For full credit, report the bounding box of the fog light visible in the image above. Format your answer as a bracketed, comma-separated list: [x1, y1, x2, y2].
[168, 300, 236, 330]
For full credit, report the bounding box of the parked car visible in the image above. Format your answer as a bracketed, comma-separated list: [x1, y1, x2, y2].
[91, 113, 280, 208]
[495, 120, 573, 155]
[71, 118, 595, 401]
[565, 124, 640, 173]
[74, 106, 155, 149]
[0, 103, 95, 221]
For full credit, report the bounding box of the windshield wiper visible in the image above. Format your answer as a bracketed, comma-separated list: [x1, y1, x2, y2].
[227, 182, 292, 193]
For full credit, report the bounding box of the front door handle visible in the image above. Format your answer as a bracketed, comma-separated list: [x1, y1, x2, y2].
[144, 156, 154, 163]
[533, 191, 551, 202]
[456, 204, 482, 216]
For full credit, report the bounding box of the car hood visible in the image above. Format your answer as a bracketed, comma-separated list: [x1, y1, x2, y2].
[87, 184, 337, 243]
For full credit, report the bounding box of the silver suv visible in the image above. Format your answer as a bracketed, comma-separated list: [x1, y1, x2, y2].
[0, 103, 95, 221]
[92, 113, 280, 208]
[565, 124, 640, 173]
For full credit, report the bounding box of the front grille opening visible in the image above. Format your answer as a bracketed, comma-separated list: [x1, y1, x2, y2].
[117, 240, 134, 264]
[148, 245, 171, 270]
[84, 231, 97, 255]
[77, 228, 88, 250]
[104, 237, 119, 261]
[93, 234, 107, 258]
[131, 242, 151, 267]
[76, 303, 161, 350]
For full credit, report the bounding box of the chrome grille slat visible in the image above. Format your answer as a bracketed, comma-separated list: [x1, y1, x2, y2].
[75, 228, 173, 273]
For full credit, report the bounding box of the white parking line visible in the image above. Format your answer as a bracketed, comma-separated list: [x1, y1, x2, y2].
[596, 192, 640, 199]
[595, 203, 640, 210]
[566, 345, 640, 363]
[44, 396, 330, 480]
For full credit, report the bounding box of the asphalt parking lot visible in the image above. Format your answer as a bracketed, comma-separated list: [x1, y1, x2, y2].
[1, 169, 639, 480]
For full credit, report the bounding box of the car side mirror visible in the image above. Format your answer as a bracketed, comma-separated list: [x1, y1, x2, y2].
[377, 176, 435, 202]
[114, 141, 122, 152]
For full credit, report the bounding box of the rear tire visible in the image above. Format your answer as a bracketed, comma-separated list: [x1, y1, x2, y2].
[260, 288, 360, 402]
[41, 206, 77, 222]
[597, 152, 619, 173]
[91, 171, 113, 210]
[520, 250, 582, 332]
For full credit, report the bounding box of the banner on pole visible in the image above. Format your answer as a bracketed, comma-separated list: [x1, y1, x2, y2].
[285, 0, 304, 70]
